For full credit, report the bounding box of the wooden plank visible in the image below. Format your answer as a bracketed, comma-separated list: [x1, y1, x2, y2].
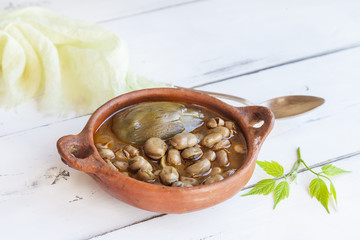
[101, 0, 360, 86]
[1, 47, 359, 239]
[0, 0, 196, 22]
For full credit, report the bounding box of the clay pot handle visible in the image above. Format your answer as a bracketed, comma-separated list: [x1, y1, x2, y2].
[57, 134, 104, 174]
[236, 106, 275, 150]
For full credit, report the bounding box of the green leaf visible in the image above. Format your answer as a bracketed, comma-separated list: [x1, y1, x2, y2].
[242, 179, 276, 196]
[330, 182, 337, 205]
[321, 164, 350, 176]
[273, 181, 290, 209]
[309, 178, 330, 213]
[257, 161, 284, 177]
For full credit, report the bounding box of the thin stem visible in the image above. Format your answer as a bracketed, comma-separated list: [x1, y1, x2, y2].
[286, 147, 303, 182]
[297, 147, 302, 160]
[300, 159, 319, 176]
[297, 147, 333, 183]
[318, 174, 332, 182]
[288, 160, 301, 176]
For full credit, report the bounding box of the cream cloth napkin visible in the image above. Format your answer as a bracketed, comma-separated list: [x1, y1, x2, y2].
[0, 7, 164, 114]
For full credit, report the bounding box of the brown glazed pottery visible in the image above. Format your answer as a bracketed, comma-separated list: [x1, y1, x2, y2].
[57, 88, 274, 213]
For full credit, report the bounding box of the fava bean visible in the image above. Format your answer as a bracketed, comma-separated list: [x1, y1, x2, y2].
[180, 176, 198, 186]
[115, 150, 127, 160]
[202, 149, 216, 161]
[98, 148, 115, 159]
[181, 147, 203, 160]
[186, 159, 211, 177]
[129, 156, 153, 172]
[201, 133, 223, 148]
[223, 169, 237, 178]
[144, 137, 167, 159]
[170, 133, 198, 150]
[224, 121, 236, 133]
[160, 166, 179, 185]
[113, 161, 129, 171]
[234, 144, 247, 154]
[207, 117, 224, 128]
[210, 167, 222, 176]
[167, 149, 182, 165]
[204, 174, 224, 185]
[123, 145, 140, 158]
[210, 127, 230, 138]
[136, 169, 155, 182]
[212, 139, 231, 150]
[216, 150, 229, 167]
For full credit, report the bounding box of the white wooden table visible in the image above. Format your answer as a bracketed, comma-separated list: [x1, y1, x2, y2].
[1, 1, 359, 239]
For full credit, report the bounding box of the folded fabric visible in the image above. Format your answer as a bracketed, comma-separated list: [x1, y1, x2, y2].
[0, 7, 164, 114]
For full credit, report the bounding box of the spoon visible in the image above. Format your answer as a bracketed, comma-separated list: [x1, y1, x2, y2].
[187, 88, 325, 119]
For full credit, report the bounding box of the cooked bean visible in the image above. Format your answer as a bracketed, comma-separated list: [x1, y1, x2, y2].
[210, 167, 222, 175]
[224, 121, 236, 133]
[201, 132, 223, 148]
[160, 156, 169, 168]
[180, 176, 198, 186]
[167, 149, 182, 165]
[170, 133, 198, 150]
[136, 169, 155, 182]
[172, 181, 192, 187]
[204, 174, 224, 185]
[129, 156, 153, 172]
[181, 147, 203, 160]
[144, 137, 167, 159]
[186, 159, 211, 177]
[234, 144, 247, 154]
[207, 117, 224, 128]
[216, 150, 229, 166]
[212, 139, 231, 150]
[98, 148, 115, 159]
[113, 161, 129, 171]
[115, 150, 127, 160]
[223, 169, 237, 178]
[206, 118, 217, 128]
[121, 171, 130, 177]
[160, 166, 179, 185]
[202, 149, 216, 161]
[123, 145, 140, 158]
[95, 143, 107, 149]
[210, 127, 230, 138]
[95, 135, 114, 148]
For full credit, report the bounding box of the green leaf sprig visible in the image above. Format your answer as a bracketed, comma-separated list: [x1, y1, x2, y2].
[242, 147, 350, 213]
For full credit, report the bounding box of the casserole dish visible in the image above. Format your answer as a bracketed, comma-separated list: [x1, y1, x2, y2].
[57, 88, 274, 213]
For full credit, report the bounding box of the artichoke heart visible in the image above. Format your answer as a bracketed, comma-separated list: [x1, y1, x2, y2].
[112, 102, 204, 144]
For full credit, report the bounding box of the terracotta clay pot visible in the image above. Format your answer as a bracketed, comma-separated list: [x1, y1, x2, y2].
[57, 88, 274, 213]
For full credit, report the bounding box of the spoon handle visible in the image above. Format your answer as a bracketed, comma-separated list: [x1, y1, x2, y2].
[175, 86, 255, 106]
